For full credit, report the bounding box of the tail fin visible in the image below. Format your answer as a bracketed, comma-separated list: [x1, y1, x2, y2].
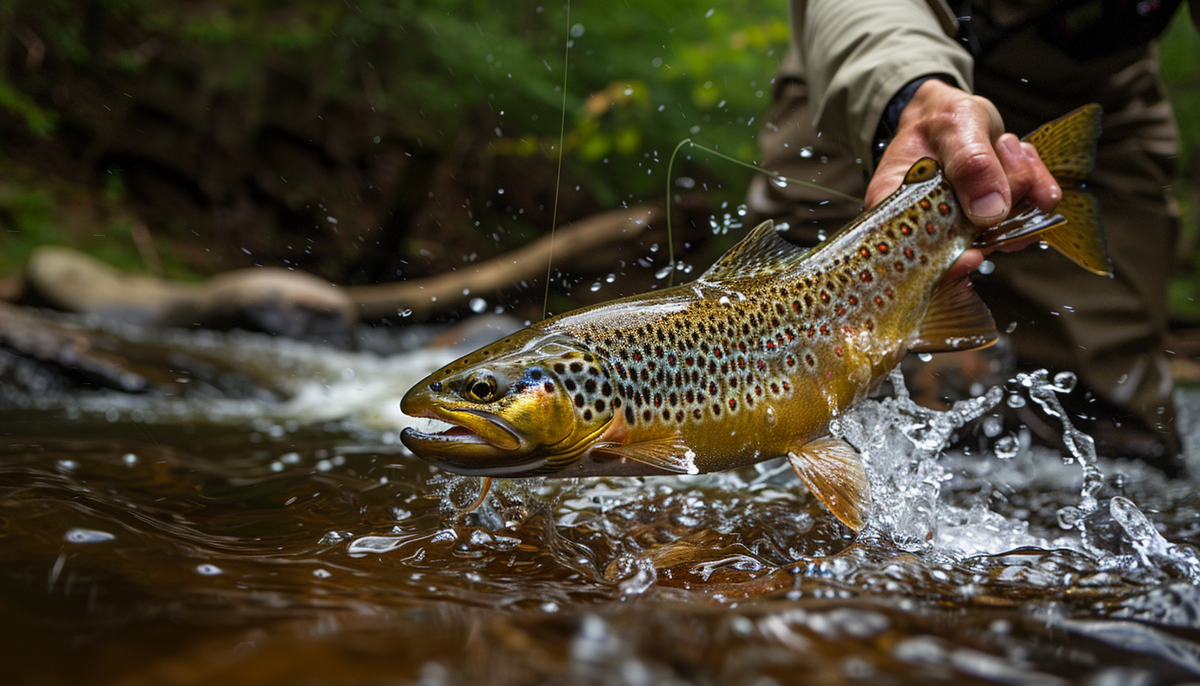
[1022, 104, 1111, 276]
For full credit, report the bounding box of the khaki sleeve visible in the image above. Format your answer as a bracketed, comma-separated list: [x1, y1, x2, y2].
[792, 0, 974, 165]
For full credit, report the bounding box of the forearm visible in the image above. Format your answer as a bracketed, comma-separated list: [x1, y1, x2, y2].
[793, 0, 973, 166]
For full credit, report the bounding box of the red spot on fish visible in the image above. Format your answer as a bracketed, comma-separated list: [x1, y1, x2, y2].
[820, 324, 830, 336]
[904, 247, 915, 260]
[755, 385, 763, 396]
[901, 223, 913, 236]
[894, 262, 905, 272]
[738, 341, 747, 353]
[667, 354, 676, 365]
[807, 326, 816, 338]
[756, 359, 767, 371]
[728, 398, 737, 410]
[937, 202, 950, 215]
[737, 357, 747, 370]
[792, 300, 802, 314]
[858, 246, 870, 258]
[860, 270, 873, 283]
[925, 222, 936, 234]
[786, 355, 796, 367]
[874, 296, 885, 307]
[848, 296, 859, 306]
[820, 291, 830, 304]
[782, 381, 791, 392]
[919, 199, 932, 210]
[836, 307, 846, 316]
[885, 288, 895, 298]
[805, 354, 815, 367]
[876, 242, 889, 254]
[632, 352, 642, 362]
[771, 382, 780, 393]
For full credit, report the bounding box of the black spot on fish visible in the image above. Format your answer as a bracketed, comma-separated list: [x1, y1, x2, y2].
[544, 381, 555, 393]
[584, 409, 593, 421]
[595, 399, 605, 412]
[625, 407, 635, 423]
[574, 394, 585, 408]
[555, 363, 566, 373]
[584, 379, 597, 393]
[601, 381, 612, 396]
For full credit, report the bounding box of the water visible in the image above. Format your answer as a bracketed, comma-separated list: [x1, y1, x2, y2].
[3, 319, 1200, 684]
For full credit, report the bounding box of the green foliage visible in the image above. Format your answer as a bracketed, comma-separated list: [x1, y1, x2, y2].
[1159, 6, 1200, 321]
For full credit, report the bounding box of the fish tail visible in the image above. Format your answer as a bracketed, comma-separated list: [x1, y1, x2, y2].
[1023, 104, 1112, 276]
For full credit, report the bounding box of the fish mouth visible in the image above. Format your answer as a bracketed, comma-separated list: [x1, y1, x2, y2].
[400, 405, 539, 474]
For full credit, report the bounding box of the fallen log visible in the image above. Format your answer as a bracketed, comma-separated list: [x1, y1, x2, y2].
[345, 204, 661, 319]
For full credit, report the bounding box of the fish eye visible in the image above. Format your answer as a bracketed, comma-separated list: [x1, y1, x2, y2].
[462, 372, 499, 403]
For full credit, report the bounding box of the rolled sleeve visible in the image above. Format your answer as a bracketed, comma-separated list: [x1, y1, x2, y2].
[794, 0, 974, 164]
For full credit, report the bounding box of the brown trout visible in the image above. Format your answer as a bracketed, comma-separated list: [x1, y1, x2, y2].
[400, 104, 1108, 531]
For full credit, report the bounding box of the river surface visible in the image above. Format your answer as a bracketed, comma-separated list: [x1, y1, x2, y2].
[3, 318, 1200, 685]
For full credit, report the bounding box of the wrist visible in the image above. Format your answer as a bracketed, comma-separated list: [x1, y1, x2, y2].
[872, 76, 958, 166]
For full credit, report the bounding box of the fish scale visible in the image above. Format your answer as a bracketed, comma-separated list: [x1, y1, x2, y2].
[401, 104, 1108, 531]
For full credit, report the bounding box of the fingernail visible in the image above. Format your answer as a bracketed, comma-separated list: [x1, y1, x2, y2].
[969, 192, 1007, 220]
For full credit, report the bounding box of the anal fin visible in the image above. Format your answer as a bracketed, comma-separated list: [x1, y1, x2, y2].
[787, 437, 871, 531]
[594, 436, 699, 475]
[910, 276, 998, 353]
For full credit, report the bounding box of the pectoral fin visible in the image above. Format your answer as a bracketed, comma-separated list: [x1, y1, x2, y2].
[909, 276, 998, 353]
[786, 437, 871, 531]
[594, 436, 699, 475]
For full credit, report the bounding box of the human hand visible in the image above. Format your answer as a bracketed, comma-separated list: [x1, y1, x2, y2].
[865, 79, 1063, 281]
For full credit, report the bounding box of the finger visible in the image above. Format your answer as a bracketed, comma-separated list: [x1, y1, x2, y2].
[995, 134, 1061, 213]
[938, 248, 985, 287]
[932, 102, 1010, 226]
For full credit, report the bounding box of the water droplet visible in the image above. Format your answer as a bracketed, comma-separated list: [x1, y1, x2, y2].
[649, 243, 659, 253]
[590, 282, 602, 292]
[122, 453, 137, 465]
[469, 297, 487, 313]
[1006, 394, 1026, 408]
[570, 23, 585, 37]
[799, 146, 814, 158]
[978, 260, 995, 275]
[1052, 371, 1077, 393]
[605, 273, 616, 283]
[675, 176, 696, 189]
[771, 176, 788, 188]
[994, 434, 1019, 459]
[917, 353, 933, 362]
[655, 265, 674, 279]
[718, 296, 731, 307]
[766, 406, 777, 425]
[196, 564, 223, 576]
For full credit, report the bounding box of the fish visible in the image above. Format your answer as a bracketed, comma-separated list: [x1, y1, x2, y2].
[400, 104, 1108, 531]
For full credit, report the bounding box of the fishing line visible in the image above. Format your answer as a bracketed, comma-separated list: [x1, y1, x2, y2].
[664, 138, 862, 286]
[542, 0, 571, 321]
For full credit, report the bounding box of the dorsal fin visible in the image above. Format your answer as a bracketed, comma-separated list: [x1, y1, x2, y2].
[903, 157, 941, 184]
[910, 275, 998, 353]
[699, 220, 809, 283]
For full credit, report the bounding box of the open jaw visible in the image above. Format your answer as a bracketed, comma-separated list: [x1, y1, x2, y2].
[399, 406, 541, 475]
